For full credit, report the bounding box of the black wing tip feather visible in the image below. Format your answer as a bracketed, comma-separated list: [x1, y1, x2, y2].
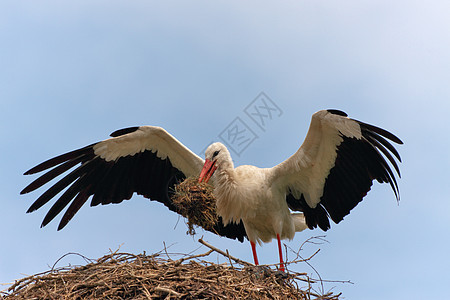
[327, 109, 348, 117]
[26, 206, 36, 214]
[110, 127, 140, 137]
[359, 122, 403, 171]
[23, 144, 95, 176]
[357, 120, 403, 145]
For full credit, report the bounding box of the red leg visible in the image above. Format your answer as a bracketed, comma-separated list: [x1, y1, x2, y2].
[250, 241, 259, 265]
[276, 234, 285, 272]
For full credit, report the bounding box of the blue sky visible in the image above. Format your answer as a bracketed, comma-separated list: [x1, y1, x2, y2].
[1, 1, 449, 299]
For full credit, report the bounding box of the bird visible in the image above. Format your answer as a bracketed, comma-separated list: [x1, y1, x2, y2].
[21, 109, 403, 272]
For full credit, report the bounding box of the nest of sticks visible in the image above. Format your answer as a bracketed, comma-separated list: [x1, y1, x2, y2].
[2, 239, 341, 300]
[171, 176, 218, 235]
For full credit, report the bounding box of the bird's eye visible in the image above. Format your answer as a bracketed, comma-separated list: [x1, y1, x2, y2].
[212, 150, 220, 158]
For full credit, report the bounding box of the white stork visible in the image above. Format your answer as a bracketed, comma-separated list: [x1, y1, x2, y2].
[21, 109, 402, 272]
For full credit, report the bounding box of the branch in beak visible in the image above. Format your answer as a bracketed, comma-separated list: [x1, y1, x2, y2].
[198, 159, 217, 183]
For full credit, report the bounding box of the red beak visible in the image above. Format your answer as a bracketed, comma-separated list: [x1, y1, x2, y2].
[198, 159, 217, 183]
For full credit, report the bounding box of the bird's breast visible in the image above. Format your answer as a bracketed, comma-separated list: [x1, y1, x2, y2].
[213, 166, 273, 225]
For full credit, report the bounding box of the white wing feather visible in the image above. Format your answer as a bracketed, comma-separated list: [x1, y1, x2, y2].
[93, 126, 204, 177]
[270, 110, 362, 208]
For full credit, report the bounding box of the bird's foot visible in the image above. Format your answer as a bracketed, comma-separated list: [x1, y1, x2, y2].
[247, 265, 271, 278]
[273, 269, 289, 279]
[247, 265, 289, 279]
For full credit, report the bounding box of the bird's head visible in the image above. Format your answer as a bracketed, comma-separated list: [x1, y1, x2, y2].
[198, 142, 232, 183]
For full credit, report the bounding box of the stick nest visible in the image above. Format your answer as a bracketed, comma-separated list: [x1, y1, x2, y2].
[2, 244, 341, 300]
[171, 177, 218, 235]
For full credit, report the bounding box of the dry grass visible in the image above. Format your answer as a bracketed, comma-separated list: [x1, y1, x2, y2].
[171, 177, 218, 235]
[2, 239, 342, 299]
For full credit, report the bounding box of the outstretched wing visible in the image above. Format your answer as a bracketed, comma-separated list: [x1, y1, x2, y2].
[21, 126, 247, 241]
[271, 110, 403, 231]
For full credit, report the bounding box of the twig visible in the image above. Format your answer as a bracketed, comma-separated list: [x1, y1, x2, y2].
[226, 249, 235, 269]
[155, 286, 184, 297]
[163, 241, 172, 261]
[171, 249, 214, 266]
[198, 238, 253, 266]
[51, 252, 95, 271]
